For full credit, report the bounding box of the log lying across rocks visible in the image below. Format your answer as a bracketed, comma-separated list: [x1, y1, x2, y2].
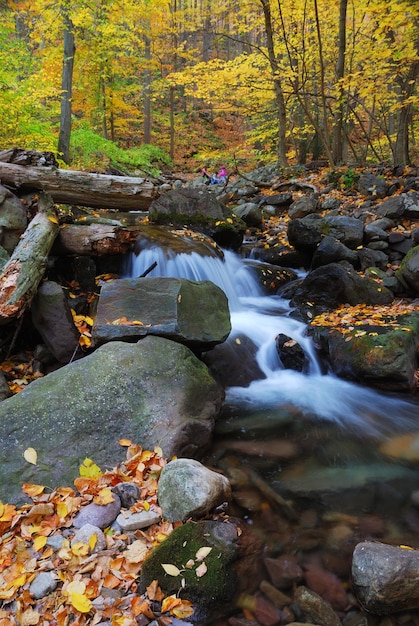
[0, 161, 159, 211]
[0, 193, 60, 324]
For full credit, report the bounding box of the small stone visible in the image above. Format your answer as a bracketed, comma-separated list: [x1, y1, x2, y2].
[294, 585, 342, 626]
[46, 534, 64, 550]
[116, 509, 161, 531]
[158, 458, 231, 522]
[112, 481, 141, 507]
[71, 523, 106, 552]
[29, 572, 58, 600]
[73, 493, 121, 529]
[264, 555, 303, 589]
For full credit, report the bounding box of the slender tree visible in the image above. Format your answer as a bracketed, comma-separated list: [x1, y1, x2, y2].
[57, 5, 75, 164]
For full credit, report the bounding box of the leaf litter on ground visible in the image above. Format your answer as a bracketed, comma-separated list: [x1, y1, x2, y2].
[0, 440, 198, 625]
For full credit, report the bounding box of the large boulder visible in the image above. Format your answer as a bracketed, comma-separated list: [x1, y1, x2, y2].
[139, 519, 264, 624]
[149, 188, 228, 224]
[0, 336, 224, 504]
[92, 276, 231, 350]
[287, 214, 364, 254]
[290, 262, 393, 315]
[311, 321, 419, 391]
[396, 245, 419, 295]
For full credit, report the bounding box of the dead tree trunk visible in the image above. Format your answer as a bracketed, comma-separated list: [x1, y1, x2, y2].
[53, 224, 137, 256]
[0, 193, 60, 324]
[0, 162, 159, 210]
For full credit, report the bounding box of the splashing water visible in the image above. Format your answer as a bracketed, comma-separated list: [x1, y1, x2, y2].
[126, 239, 419, 438]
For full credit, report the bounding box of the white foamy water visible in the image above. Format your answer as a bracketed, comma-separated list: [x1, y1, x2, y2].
[126, 243, 419, 437]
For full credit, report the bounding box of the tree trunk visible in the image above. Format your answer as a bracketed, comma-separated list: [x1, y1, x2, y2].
[143, 35, 152, 144]
[332, 0, 348, 165]
[259, 0, 288, 167]
[57, 13, 75, 164]
[0, 162, 158, 210]
[54, 224, 136, 256]
[0, 193, 60, 324]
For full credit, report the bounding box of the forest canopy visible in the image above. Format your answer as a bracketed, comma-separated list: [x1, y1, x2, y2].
[0, 0, 418, 170]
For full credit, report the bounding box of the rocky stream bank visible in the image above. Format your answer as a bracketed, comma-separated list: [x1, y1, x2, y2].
[2, 157, 419, 624]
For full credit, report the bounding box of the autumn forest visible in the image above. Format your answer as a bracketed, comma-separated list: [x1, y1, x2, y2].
[1, 0, 418, 172]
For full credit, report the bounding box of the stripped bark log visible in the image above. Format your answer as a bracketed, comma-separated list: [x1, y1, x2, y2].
[0, 193, 60, 324]
[0, 162, 159, 210]
[53, 224, 137, 256]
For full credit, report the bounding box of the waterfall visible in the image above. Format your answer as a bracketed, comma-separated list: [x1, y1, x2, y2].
[125, 241, 419, 438]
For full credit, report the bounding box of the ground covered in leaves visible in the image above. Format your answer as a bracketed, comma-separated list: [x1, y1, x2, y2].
[0, 440, 206, 625]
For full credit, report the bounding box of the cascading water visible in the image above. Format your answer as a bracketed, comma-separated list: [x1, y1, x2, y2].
[125, 232, 419, 440]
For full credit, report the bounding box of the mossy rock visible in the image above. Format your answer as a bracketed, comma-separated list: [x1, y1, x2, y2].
[139, 519, 239, 623]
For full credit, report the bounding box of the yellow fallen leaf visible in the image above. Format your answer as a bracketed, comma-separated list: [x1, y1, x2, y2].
[161, 595, 181, 613]
[118, 439, 132, 446]
[71, 542, 90, 557]
[93, 487, 115, 505]
[33, 535, 47, 551]
[89, 534, 97, 551]
[69, 591, 92, 613]
[23, 448, 38, 465]
[56, 501, 68, 519]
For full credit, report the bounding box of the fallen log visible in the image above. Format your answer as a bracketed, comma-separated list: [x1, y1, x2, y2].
[0, 162, 159, 210]
[53, 223, 137, 256]
[0, 193, 60, 324]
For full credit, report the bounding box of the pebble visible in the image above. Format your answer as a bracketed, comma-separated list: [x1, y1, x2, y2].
[73, 493, 121, 529]
[29, 571, 58, 599]
[71, 523, 106, 552]
[116, 509, 161, 531]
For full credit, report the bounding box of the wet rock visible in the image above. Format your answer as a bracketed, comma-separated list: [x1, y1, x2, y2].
[157, 458, 231, 521]
[242, 261, 298, 295]
[302, 563, 348, 611]
[321, 322, 419, 391]
[264, 554, 303, 589]
[202, 333, 265, 387]
[92, 276, 231, 350]
[0, 184, 28, 253]
[352, 541, 419, 614]
[73, 494, 121, 529]
[294, 585, 342, 626]
[275, 334, 307, 371]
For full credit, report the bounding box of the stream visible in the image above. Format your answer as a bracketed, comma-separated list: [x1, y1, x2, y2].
[124, 227, 419, 544]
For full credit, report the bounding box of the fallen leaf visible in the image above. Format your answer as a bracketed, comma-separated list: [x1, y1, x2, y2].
[69, 591, 92, 613]
[161, 595, 181, 613]
[195, 562, 207, 577]
[23, 448, 37, 465]
[195, 546, 212, 561]
[124, 540, 148, 564]
[161, 563, 181, 577]
[93, 488, 114, 505]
